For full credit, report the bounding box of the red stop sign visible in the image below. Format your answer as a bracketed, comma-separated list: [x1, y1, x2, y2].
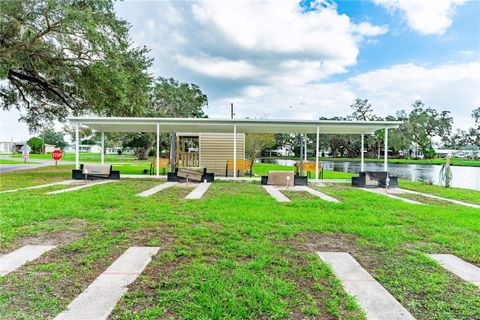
[52, 149, 63, 161]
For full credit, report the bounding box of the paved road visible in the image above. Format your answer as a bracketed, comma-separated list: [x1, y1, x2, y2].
[0, 155, 75, 173]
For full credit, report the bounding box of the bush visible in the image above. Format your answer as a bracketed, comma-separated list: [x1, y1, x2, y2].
[27, 137, 44, 154]
[424, 147, 436, 159]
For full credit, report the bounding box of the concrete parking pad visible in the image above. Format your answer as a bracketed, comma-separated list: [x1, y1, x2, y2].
[262, 185, 291, 202]
[318, 252, 415, 320]
[428, 254, 480, 287]
[54, 246, 159, 320]
[399, 189, 480, 209]
[0, 180, 77, 194]
[185, 183, 211, 199]
[136, 182, 177, 197]
[0, 245, 56, 276]
[361, 188, 425, 205]
[46, 180, 117, 195]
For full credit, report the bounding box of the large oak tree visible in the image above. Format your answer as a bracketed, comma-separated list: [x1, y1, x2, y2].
[0, 0, 152, 130]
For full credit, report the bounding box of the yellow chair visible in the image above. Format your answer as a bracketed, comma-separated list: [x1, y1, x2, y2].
[150, 158, 172, 175]
[295, 161, 323, 179]
[226, 159, 252, 177]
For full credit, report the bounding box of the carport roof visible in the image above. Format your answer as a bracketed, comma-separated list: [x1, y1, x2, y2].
[68, 117, 402, 134]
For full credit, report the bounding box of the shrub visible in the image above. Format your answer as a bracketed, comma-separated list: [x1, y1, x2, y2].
[27, 137, 44, 154]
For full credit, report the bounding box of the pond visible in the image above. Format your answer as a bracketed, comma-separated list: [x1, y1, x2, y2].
[260, 159, 480, 190]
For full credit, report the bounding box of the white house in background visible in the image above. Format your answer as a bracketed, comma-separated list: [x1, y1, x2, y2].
[65, 144, 102, 153]
[0, 141, 26, 153]
[436, 148, 480, 158]
[44, 144, 56, 153]
[64, 144, 135, 154]
[106, 147, 136, 155]
[267, 146, 294, 157]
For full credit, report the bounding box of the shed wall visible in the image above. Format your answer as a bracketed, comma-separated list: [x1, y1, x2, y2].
[199, 133, 245, 176]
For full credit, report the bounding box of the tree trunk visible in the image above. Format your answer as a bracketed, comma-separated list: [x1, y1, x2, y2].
[138, 142, 153, 160]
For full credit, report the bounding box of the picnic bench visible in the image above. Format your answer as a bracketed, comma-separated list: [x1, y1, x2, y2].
[225, 159, 252, 177]
[150, 158, 172, 175]
[261, 171, 308, 186]
[295, 161, 323, 179]
[351, 171, 398, 188]
[72, 164, 120, 180]
[167, 168, 214, 183]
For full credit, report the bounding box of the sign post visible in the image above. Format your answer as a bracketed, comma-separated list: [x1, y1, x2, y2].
[20, 145, 31, 163]
[52, 149, 63, 166]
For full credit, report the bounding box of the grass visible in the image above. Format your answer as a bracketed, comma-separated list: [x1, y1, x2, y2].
[0, 167, 479, 319]
[0, 165, 72, 191]
[0, 159, 40, 164]
[9, 152, 150, 164]
[399, 180, 480, 205]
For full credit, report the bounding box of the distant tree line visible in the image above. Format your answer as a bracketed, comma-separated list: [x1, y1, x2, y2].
[270, 99, 478, 160]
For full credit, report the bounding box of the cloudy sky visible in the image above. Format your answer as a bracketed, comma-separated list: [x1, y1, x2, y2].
[1, 0, 479, 141]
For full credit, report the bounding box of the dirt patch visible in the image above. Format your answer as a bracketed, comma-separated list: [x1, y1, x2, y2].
[283, 232, 383, 280]
[0, 218, 88, 254]
[0, 224, 176, 320]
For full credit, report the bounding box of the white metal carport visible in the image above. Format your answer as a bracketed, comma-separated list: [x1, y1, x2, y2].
[68, 117, 402, 180]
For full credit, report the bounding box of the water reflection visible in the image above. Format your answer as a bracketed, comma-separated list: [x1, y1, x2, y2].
[261, 159, 480, 190]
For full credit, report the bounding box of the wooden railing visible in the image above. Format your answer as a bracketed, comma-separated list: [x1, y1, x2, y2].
[176, 152, 199, 167]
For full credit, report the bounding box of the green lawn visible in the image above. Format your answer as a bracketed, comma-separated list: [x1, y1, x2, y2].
[0, 159, 40, 164]
[399, 180, 480, 205]
[0, 167, 479, 319]
[9, 152, 150, 164]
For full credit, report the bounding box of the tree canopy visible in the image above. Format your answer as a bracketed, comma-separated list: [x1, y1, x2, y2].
[403, 101, 453, 157]
[26, 136, 43, 153]
[0, 0, 152, 130]
[245, 133, 276, 170]
[123, 77, 208, 159]
[39, 127, 67, 149]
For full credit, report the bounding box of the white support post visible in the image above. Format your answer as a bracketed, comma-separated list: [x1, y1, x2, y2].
[233, 124, 237, 178]
[75, 122, 79, 169]
[360, 133, 365, 172]
[315, 126, 319, 181]
[384, 128, 388, 171]
[304, 134, 307, 161]
[101, 132, 105, 165]
[156, 123, 160, 177]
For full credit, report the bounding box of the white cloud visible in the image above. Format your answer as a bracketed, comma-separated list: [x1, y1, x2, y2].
[142, 0, 387, 82]
[0, 109, 31, 141]
[175, 55, 260, 80]
[374, 0, 465, 35]
[112, 1, 477, 130]
[209, 62, 479, 130]
[351, 22, 389, 36]
[348, 62, 480, 125]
